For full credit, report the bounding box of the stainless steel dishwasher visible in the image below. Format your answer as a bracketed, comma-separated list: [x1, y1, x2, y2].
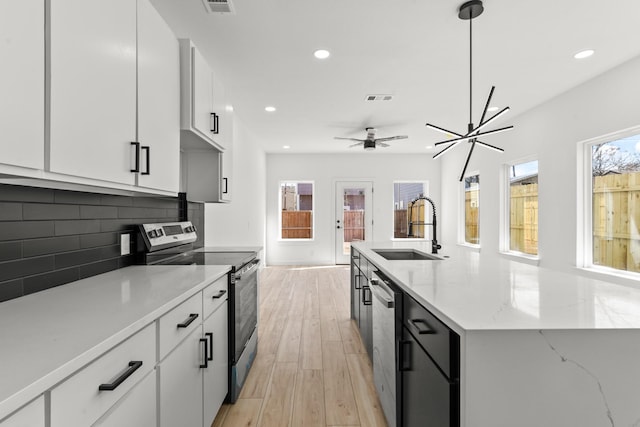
[369, 270, 402, 427]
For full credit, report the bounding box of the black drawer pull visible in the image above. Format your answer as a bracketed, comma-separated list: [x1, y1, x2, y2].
[362, 285, 372, 306]
[212, 290, 227, 299]
[141, 145, 150, 175]
[98, 361, 143, 391]
[177, 313, 199, 328]
[354, 274, 362, 290]
[205, 332, 213, 361]
[199, 338, 208, 368]
[130, 142, 140, 173]
[408, 318, 435, 335]
[223, 177, 228, 194]
[399, 340, 412, 371]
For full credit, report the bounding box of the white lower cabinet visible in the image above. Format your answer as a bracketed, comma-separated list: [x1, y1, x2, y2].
[0, 396, 44, 427]
[50, 323, 155, 427]
[203, 301, 228, 424]
[93, 371, 156, 427]
[158, 326, 204, 427]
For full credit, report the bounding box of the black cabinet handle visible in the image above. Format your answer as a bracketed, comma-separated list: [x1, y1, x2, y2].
[98, 361, 143, 391]
[210, 113, 219, 134]
[177, 313, 199, 328]
[130, 142, 140, 173]
[212, 289, 227, 299]
[362, 285, 372, 306]
[141, 146, 150, 175]
[223, 177, 228, 194]
[354, 274, 362, 290]
[399, 340, 411, 371]
[205, 332, 213, 361]
[199, 338, 208, 368]
[408, 318, 435, 335]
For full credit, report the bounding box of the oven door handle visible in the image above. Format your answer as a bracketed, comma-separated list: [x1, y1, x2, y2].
[235, 259, 260, 281]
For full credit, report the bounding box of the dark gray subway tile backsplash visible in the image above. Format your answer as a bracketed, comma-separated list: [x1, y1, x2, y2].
[0, 184, 204, 302]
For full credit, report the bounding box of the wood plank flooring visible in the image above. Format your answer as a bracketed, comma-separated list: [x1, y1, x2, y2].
[211, 265, 388, 427]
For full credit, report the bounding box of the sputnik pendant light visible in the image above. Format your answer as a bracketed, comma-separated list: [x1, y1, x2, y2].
[426, 0, 513, 181]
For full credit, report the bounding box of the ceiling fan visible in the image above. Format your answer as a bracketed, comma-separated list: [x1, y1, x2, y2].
[334, 127, 408, 150]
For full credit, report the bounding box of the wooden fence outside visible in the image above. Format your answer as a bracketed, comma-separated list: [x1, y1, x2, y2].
[593, 172, 640, 272]
[465, 189, 479, 244]
[281, 211, 312, 239]
[509, 183, 538, 255]
[394, 200, 426, 238]
[343, 210, 365, 242]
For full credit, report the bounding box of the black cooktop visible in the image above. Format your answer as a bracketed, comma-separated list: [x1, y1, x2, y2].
[155, 251, 256, 269]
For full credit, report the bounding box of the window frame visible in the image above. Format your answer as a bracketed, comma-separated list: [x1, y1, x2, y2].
[278, 180, 315, 242]
[459, 171, 481, 248]
[578, 125, 640, 279]
[391, 180, 430, 241]
[500, 157, 540, 263]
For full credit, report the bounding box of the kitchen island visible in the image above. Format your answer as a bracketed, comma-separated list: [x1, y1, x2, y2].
[353, 241, 640, 427]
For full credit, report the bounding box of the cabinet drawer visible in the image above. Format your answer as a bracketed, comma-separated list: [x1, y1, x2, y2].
[50, 323, 155, 427]
[403, 293, 459, 380]
[93, 370, 156, 427]
[159, 291, 203, 360]
[203, 274, 228, 319]
[0, 395, 44, 427]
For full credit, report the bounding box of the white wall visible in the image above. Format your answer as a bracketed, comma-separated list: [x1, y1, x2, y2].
[205, 115, 266, 248]
[440, 55, 640, 273]
[266, 154, 440, 265]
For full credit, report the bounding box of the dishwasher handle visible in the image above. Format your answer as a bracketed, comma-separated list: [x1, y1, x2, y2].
[369, 278, 394, 308]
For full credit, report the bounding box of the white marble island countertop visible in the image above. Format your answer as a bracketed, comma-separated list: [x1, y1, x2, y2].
[353, 241, 640, 332]
[0, 265, 230, 419]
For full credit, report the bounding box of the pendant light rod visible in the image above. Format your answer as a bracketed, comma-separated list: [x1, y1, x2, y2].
[469, 13, 473, 124]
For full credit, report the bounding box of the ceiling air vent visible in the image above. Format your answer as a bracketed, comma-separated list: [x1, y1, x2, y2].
[201, 0, 235, 14]
[365, 94, 394, 102]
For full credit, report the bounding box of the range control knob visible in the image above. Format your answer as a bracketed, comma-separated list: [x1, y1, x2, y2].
[147, 230, 157, 238]
[156, 228, 164, 236]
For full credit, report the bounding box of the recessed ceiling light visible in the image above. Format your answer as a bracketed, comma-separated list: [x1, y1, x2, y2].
[314, 49, 330, 59]
[487, 106, 499, 112]
[426, 145, 434, 149]
[265, 106, 276, 112]
[574, 49, 595, 59]
[225, 105, 234, 112]
[283, 145, 290, 149]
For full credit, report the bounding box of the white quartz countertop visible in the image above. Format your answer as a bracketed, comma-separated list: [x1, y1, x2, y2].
[0, 265, 230, 419]
[196, 246, 263, 253]
[353, 241, 640, 333]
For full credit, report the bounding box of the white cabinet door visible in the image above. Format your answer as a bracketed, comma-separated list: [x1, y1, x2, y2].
[0, 0, 44, 170]
[191, 47, 215, 140]
[93, 372, 156, 427]
[203, 302, 228, 426]
[137, 0, 180, 193]
[0, 396, 44, 427]
[158, 327, 203, 427]
[49, 0, 136, 185]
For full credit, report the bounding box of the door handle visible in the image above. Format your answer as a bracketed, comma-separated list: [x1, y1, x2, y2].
[130, 142, 140, 173]
[205, 332, 213, 361]
[408, 318, 436, 335]
[199, 338, 208, 368]
[141, 145, 150, 175]
[399, 340, 411, 371]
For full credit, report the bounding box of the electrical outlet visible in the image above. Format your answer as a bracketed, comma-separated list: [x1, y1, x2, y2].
[120, 234, 130, 256]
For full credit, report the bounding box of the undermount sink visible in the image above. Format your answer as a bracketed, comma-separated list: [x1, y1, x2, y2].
[372, 249, 445, 261]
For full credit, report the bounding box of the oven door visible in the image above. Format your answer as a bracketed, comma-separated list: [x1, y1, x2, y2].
[233, 259, 260, 362]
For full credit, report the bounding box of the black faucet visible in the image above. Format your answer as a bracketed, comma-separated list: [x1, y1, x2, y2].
[407, 196, 442, 254]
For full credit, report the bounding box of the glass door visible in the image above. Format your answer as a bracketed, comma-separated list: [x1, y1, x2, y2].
[335, 181, 373, 264]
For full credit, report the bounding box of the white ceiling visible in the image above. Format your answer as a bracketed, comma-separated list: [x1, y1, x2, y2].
[150, 0, 640, 154]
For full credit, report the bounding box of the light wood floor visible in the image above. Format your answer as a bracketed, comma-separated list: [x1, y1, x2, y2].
[211, 265, 388, 427]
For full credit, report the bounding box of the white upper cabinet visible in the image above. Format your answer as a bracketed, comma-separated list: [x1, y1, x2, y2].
[49, 0, 137, 186]
[136, 0, 180, 193]
[179, 40, 229, 151]
[0, 0, 44, 170]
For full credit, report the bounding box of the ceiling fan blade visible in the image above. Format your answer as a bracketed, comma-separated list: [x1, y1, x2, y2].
[349, 142, 364, 148]
[375, 135, 408, 142]
[377, 142, 390, 147]
[478, 86, 495, 125]
[335, 137, 365, 142]
[476, 140, 505, 153]
[425, 123, 463, 138]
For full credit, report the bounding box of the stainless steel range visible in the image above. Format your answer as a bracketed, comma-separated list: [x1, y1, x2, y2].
[136, 221, 259, 403]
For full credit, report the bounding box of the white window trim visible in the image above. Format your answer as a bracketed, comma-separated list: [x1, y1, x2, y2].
[391, 180, 430, 241]
[458, 171, 481, 248]
[278, 180, 315, 242]
[577, 124, 640, 277]
[500, 156, 540, 263]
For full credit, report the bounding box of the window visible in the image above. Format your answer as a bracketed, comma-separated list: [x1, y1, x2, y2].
[588, 133, 640, 272]
[393, 182, 429, 239]
[508, 160, 538, 255]
[280, 181, 313, 239]
[464, 174, 480, 245]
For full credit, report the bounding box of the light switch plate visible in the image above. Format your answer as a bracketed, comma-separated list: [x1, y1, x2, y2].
[120, 234, 130, 256]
